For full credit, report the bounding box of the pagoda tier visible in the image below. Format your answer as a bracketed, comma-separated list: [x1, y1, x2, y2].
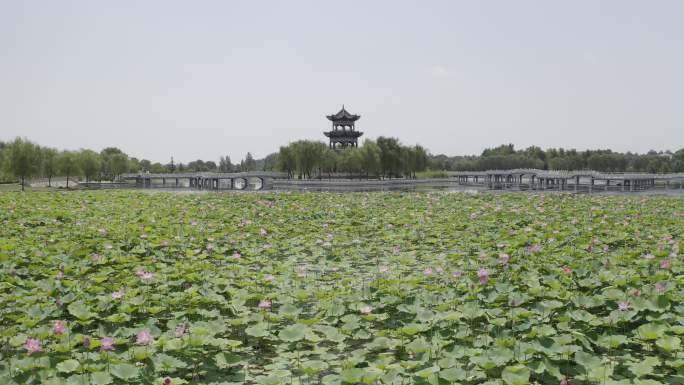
[324, 130, 363, 138]
[326, 107, 360, 122]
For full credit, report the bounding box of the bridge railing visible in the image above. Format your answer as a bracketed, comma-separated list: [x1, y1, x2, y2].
[448, 169, 684, 180]
[119, 171, 289, 179]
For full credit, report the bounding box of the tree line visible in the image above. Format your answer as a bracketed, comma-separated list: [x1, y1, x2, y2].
[0, 138, 263, 190]
[430, 144, 684, 174]
[276, 137, 428, 179]
[3, 137, 683, 190]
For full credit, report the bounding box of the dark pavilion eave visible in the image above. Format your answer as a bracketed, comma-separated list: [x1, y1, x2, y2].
[324, 130, 364, 138]
[326, 115, 360, 122]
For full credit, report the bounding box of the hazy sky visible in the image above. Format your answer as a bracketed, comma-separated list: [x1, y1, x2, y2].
[2, 1, 683, 163]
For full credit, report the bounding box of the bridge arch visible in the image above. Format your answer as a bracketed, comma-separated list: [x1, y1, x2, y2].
[247, 177, 264, 190]
[233, 178, 247, 190]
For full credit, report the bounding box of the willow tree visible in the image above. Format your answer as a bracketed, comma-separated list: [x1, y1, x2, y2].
[42, 147, 59, 187]
[376, 137, 403, 179]
[78, 150, 101, 182]
[359, 140, 381, 178]
[277, 145, 296, 178]
[5, 137, 42, 191]
[57, 151, 79, 188]
[292, 140, 326, 179]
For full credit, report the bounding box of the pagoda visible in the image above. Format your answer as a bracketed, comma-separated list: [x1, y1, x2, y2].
[324, 105, 363, 149]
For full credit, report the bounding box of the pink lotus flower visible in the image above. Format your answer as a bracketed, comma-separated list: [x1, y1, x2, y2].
[528, 244, 542, 253]
[264, 274, 275, 282]
[56, 271, 64, 280]
[206, 243, 214, 251]
[360, 305, 372, 314]
[174, 325, 186, 338]
[164, 377, 172, 385]
[53, 320, 66, 335]
[101, 337, 115, 351]
[111, 290, 124, 300]
[499, 253, 510, 265]
[644, 253, 656, 260]
[136, 329, 154, 345]
[92, 253, 104, 262]
[560, 379, 568, 385]
[452, 271, 462, 278]
[562, 266, 572, 274]
[435, 266, 444, 274]
[423, 267, 433, 277]
[618, 301, 630, 311]
[379, 264, 389, 273]
[232, 252, 241, 260]
[477, 268, 489, 285]
[136, 268, 154, 280]
[392, 246, 401, 255]
[479, 250, 488, 258]
[254, 263, 262, 272]
[24, 338, 43, 354]
[509, 299, 518, 307]
[83, 336, 91, 348]
[656, 282, 667, 293]
[660, 259, 671, 269]
[104, 243, 113, 250]
[260, 228, 268, 236]
[258, 299, 272, 310]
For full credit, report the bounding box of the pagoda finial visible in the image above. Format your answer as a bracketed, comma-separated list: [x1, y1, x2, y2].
[342, 104, 345, 110]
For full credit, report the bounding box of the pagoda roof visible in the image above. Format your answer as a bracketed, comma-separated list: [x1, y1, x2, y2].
[326, 106, 360, 121]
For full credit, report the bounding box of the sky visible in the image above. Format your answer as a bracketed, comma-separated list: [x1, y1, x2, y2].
[1, 1, 683, 163]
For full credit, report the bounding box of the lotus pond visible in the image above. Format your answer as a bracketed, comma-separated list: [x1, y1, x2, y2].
[1, 191, 684, 385]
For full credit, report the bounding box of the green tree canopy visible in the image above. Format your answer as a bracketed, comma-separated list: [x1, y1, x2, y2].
[57, 151, 80, 188]
[42, 147, 59, 186]
[78, 150, 101, 182]
[5, 137, 42, 191]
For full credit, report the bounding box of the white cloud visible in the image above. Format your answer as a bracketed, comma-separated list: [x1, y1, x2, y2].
[430, 65, 454, 78]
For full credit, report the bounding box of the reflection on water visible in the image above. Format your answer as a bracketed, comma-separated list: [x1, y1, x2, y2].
[272, 185, 485, 193]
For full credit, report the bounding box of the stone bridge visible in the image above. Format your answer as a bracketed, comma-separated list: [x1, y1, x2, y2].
[447, 169, 684, 192]
[114, 169, 684, 193]
[119, 172, 288, 191]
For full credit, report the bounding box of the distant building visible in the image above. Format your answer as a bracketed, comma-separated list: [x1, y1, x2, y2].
[324, 106, 363, 149]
